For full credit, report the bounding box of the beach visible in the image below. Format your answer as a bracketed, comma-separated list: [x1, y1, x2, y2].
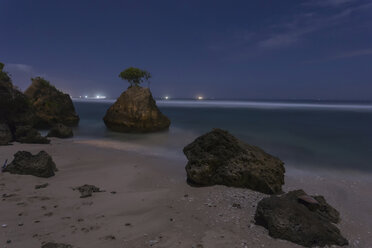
[1, 138, 372, 248]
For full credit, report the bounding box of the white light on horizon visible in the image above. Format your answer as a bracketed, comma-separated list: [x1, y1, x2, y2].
[165, 96, 169, 100]
[197, 96, 204, 100]
[84, 96, 88, 99]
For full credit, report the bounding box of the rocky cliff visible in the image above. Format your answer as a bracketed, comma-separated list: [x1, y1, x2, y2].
[25, 77, 79, 128]
[103, 86, 170, 133]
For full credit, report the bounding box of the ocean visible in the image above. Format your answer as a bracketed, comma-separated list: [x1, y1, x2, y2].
[72, 99, 372, 172]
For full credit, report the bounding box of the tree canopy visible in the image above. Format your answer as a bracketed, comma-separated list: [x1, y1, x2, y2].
[118, 67, 151, 87]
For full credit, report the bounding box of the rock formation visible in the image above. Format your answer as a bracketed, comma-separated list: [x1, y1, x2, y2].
[47, 123, 73, 138]
[183, 128, 285, 194]
[4, 151, 57, 178]
[14, 125, 50, 144]
[0, 74, 37, 132]
[103, 86, 170, 133]
[254, 189, 348, 247]
[0, 123, 12, 145]
[25, 77, 79, 128]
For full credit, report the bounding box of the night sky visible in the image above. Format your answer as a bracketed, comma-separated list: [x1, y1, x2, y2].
[1, 0, 371, 100]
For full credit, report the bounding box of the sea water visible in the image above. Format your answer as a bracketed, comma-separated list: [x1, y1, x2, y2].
[73, 99, 372, 172]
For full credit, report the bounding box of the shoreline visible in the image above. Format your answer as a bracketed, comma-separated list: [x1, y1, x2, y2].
[1, 138, 371, 247]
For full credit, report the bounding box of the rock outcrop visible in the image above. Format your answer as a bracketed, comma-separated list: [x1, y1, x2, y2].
[0, 123, 12, 145]
[254, 189, 348, 247]
[14, 125, 50, 144]
[4, 151, 57, 178]
[0, 74, 37, 131]
[183, 128, 285, 194]
[47, 123, 73, 138]
[25, 77, 79, 128]
[103, 86, 170, 133]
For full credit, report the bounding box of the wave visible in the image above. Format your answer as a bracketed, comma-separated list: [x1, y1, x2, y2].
[72, 98, 372, 111]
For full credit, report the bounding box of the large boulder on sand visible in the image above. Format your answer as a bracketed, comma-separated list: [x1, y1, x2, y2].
[25, 77, 79, 128]
[183, 128, 285, 194]
[103, 86, 170, 133]
[4, 151, 57, 178]
[14, 125, 50, 144]
[0, 123, 12, 145]
[47, 123, 73, 138]
[254, 189, 348, 247]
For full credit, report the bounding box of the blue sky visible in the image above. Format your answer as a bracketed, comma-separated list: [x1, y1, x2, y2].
[1, 0, 371, 100]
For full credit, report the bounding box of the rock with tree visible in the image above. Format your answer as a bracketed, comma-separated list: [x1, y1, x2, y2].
[254, 189, 348, 247]
[183, 128, 285, 194]
[4, 151, 57, 178]
[103, 67, 170, 133]
[25, 77, 79, 128]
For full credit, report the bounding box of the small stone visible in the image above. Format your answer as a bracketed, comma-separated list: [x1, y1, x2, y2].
[35, 183, 49, 189]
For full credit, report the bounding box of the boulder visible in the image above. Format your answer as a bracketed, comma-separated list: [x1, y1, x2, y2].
[25, 77, 79, 128]
[0, 123, 12, 145]
[47, 123, 73, 138]
[103, 86, 170, 133]
[183, 128, 285, 194]
[254, 189, 348, 247]
[14, 125, 50, 144]
[4, 151, 57, 178]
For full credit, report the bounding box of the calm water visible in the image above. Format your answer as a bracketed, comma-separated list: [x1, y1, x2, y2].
[73, 99, 372, 172]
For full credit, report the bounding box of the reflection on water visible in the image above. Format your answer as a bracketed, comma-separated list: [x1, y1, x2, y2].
[73, 100, 372, 172]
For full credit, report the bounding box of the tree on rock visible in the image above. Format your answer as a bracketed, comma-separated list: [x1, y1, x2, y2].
[119, 67, 151, 87]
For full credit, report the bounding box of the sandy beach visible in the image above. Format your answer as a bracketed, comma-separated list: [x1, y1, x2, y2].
[0, 139, 371, 248]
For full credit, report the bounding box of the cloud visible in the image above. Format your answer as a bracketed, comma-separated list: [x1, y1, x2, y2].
[258, 2, 372, 49]
[5, 63, 33, 73]
[331, 49, 372, 59]
[304, 0, 356, 7]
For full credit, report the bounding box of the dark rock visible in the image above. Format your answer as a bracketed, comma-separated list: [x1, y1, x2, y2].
[0, 78, 37, 131]
[47, 123, 73, 138]
[41, 242, 73, 248]
[14, 125, 50, 144]
[0, 123, 12, 145]
[313, 195, 341, 223]
[254, 189, 348, 247]
[4, 151, 57, 178]
[73, 184, 103, 198]
[25, 77, 79, 128]
[183, 128, 285, 194]
[103, 86, 170, 133]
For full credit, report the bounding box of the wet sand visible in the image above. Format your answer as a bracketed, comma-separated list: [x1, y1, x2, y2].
[0, 139, 371, 247]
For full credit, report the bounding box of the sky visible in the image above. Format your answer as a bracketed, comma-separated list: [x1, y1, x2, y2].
[1, 0, 372, 100]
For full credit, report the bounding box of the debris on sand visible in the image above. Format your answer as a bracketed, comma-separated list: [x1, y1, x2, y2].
[73, 184, 104, 198]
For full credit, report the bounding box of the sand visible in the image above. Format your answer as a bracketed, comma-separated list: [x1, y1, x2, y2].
[0, 138, 371, 248]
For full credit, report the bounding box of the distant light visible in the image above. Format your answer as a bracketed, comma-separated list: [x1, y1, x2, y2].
[84, 96, 88, 99]
[79, 96, 82, 98]
[197, 96, 203, 100]
[95, 95, 106, 99]
[165, 96, 169, 100]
